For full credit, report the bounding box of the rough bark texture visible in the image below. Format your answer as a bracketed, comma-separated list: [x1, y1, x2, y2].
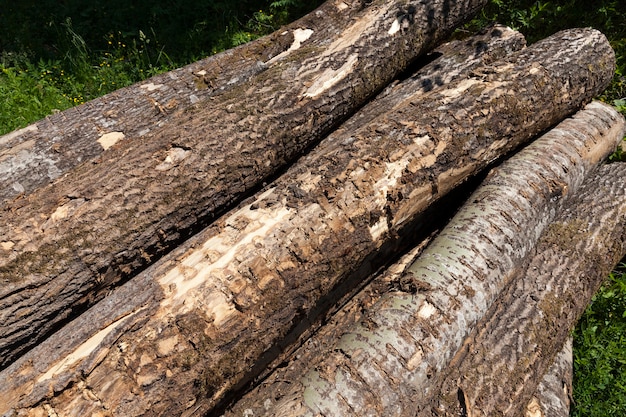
[431, 162, 626, 417]
[217, 101, 624, 417]
[224, 240, 574, 417]
[524, 338, 573, 417]
[0, 0, 491, 368]
[0, 0, 367, 204]
[2, 93, 621, 415]
[0, 26, 542, 415]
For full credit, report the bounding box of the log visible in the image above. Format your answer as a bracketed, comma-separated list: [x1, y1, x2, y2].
[0, 0, 376, 204]
[524, 338, 573, 417]
[0, 31, 617, 416]
[224, 241, 575, 417]
[0, 26, 525, 414]
[0, 0, 491, 367]
[217, 101, 625, 417]
[431, 162, 626, 417]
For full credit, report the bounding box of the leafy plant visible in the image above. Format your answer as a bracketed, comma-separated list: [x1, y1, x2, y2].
[573, 264, 626, 416]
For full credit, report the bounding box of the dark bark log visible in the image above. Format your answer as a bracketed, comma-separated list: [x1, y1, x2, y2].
[0, 30, 618, 416]
[0, 1, 374, 205]
[217, 101, 624, 417]
[430, 162, 626, 417]
[0, 0, 491, 368]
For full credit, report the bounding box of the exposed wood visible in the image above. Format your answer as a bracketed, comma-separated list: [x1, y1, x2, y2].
[524, 338, 573, 417]
[217, 101, 625, 417]
[0, 31, 618, 416]
[0, 0, 362, 204]
[0, 0, 492, 368]
[431, 162, 626, 417]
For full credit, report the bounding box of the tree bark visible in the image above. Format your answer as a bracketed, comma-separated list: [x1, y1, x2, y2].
[0, 0, 365, 204]
[0, 31, 618, 416]
[0, 0, 491, 368]
[430, 162, 626, 417]
[224, 242, 575, 417]
[217, 101, 625, 417]
[524, 338, 573, 417]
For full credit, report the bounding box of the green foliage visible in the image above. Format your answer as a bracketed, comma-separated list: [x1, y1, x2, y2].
[573, 264, 626, 416]
[0, 53, 74, 133]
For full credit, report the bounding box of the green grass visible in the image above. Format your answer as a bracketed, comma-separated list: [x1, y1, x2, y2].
[0, 23, 173, 134]
[573, 264, 626, 416]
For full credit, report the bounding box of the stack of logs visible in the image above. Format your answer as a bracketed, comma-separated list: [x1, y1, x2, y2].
[1, 0, 625, 416]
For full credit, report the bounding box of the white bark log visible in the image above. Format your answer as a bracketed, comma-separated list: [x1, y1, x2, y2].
[432, 161, 626, 417]
[225, 245, 575, 417]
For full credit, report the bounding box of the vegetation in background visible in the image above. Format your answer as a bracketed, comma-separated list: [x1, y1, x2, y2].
[1, 0, 625, 414]
[0, 0, 324, 134]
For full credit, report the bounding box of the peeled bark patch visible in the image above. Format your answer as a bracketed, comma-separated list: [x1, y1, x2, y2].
[216, 101, 624, 417]
[0, 0, 490, 368]
[0, 30, 617, 416]
[432, 162, 626, 417]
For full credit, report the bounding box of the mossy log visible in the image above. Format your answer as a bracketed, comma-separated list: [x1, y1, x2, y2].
[431, 162, 626, 417]
[0, 30, 616, 416]
[220, 101, 625, 417]
[0, 0, 491, 368]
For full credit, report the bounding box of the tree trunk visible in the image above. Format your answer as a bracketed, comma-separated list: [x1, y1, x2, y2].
[0, 32, 618, 416]
[431, 162, 626, 417]
[0, 0, 378, 205]
[0, 0, 492, 368]
[217, 100, 625, 417]
[524, 338, 573, 417]
[0, 22, 524, 369]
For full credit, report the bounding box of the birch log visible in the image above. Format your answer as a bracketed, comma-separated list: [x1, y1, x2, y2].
[0, 0, 371, 204]
[218, 101, 625, 417]
[0, 0, 490, 367]
[0, 32, 616, 416]
[431, 162, 626, 417]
